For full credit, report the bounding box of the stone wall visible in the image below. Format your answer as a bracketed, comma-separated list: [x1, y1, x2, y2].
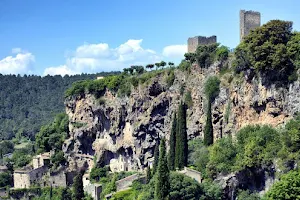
[178, 167, 202, 183]
[0, 188, 8, 199]
[116, 173, 145, 191]
[84, 183, 102, 200]
[13, 166, 48, 188]
[48, 171, 67, 187]
[240, 10, 261, 41]
[187, 36, 217, 53]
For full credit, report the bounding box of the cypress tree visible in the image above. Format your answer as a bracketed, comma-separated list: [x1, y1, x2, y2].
[204, 98, 213, 146]
[49, 185, 53, 200]
[153, 141, 160, 174]
[168, 113, 177, 170]
[72, 172, 84, 200]
[146, 165, 152, 184]
[175, 102, 188, 170]
[155, 138, 170, 200]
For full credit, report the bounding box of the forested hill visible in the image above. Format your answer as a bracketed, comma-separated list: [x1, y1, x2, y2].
[0, 72, 120, 140]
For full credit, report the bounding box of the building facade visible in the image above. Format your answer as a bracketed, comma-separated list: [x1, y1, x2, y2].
[187, 35, 217, 53]
[240, 10, 261, 41]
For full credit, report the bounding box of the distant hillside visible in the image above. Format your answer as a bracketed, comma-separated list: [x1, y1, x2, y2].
[0, 72, 120, 140]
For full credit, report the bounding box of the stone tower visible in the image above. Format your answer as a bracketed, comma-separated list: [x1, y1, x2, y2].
[187, 35, 217, 53]
[240, 10, 261, 41]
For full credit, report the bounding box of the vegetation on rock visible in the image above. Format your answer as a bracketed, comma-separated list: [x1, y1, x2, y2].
[233, 20, 300, 85]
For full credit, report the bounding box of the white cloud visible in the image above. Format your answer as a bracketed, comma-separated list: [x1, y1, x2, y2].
[0, 49, 35, 75]
[43, 65, 78, 76]
[162, 45, 187, 58]
[43, 39, 162, 76]
[43, 39, 186, 76]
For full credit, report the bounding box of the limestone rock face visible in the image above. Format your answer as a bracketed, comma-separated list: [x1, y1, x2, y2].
[63, 65, 300, 172]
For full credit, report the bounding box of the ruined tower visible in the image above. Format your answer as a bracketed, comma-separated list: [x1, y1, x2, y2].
[240, 10, 261, 41]
[187, 35, 217, 53]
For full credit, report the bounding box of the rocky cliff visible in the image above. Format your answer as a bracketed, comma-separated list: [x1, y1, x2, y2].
[62, 62, 300, 172]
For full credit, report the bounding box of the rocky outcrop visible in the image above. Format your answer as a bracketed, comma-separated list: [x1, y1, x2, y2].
[215, 166, 276, 199]
[63, 63, 300, 172]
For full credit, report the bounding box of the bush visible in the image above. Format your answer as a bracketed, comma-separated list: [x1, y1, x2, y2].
[188, 139, 209, 177]
[184, 91, 193, 108]
[206, 137, 237, 178]
[178, 60, 191, 72]
[237, 190, 260, 200]
[216, 45, 229, 62]
[195, 43, 219, 68]
[234, 20, 298, 84]
[204, 76, 220, 101]
[235, 125, 280, 170]
[51, 151, 66, 168]
[265, 170, 300, 200]
[0, 172, 12, 187]
[90, 166, 109, 182]
[165, 70, 175, 87]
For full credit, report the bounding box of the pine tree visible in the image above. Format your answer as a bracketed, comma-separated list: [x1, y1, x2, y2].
[72, 172, 84, 200]
[153, 141, 160, 174]
[155, 138, 170, 200]
[175, 102, 188, 170]
[168, 113, 177, 170]
[146, 165, 152, 184]
[204, 98, 213, 146]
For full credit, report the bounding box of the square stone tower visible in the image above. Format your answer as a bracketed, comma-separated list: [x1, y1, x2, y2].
[240, 10, 261, 41]
[187, 35, 217, 53]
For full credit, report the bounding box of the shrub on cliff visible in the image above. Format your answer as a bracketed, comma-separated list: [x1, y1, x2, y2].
[203, 76, 220, 146]
[265, 170, 300, 200]
[233, 20, 300, 85]
[35, 113, 69, 153]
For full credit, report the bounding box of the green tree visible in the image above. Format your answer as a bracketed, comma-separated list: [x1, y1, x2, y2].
[169, 172, 202, 200]
[204, 98, 213, 146]
[146, 166, 151, 184]
[168, 62, 174, 67]
[266, 170, 300, 200]
[203, 76, 220, 146]
[184, 53, 196, 63]
[155, 138, 170, 200]
[155, 63, 160, 70]
[153, 142, 160, 174]
[90, 166, 108, 182]
[234, 20, 295, 84]
[73, 172, 85, 200]
[195, 43, 219, 68]
[160, 61, 167, 69]
[0, 172, 13, 187]
[288, 31, 300, 69]
[216, 45, 229, 62]
[175, 102, 188, 169]
[168, 114, 177, 171]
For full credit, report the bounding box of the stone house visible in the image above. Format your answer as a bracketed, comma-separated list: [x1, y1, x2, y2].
[13, 166, 48, 188]
[13, 151, 66, 189]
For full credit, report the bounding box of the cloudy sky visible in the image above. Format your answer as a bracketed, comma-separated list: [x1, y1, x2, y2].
[0, 0, 299, 76]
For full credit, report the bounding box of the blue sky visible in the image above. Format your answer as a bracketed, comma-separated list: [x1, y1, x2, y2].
[0, 0, 299, 76]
